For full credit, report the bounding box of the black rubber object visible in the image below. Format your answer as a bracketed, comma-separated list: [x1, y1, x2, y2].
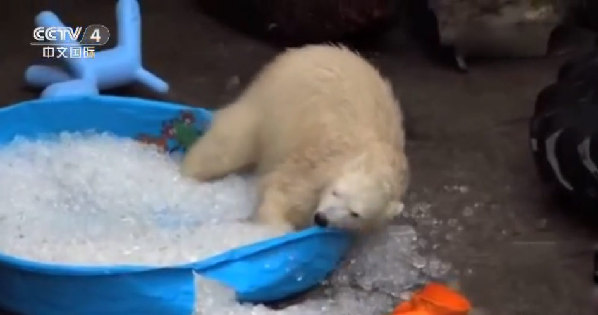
[530, 51, 598, 208]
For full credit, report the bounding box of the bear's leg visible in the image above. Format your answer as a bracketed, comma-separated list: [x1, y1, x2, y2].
[255, 161, 319, 232]
[180, 103, 257, 181]
[256, 183, 295, 233]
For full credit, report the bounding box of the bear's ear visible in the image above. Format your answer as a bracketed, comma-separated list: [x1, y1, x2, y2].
[385, 200, 404, 219]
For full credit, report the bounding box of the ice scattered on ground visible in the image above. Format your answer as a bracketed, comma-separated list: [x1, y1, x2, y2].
[462, 206, 475, 217]
[329, 225, 435, 294]
[0, 132, 282, 265]
[402, 200, 472, 244]
[443, 185, 469, 193]
[194, 275, 396, 315]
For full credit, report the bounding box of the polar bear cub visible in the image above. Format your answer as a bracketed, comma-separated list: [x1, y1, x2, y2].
[181, 44, 409, 233]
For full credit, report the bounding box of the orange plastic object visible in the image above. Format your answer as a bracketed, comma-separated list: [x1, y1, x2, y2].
[391, 282, 471, 315]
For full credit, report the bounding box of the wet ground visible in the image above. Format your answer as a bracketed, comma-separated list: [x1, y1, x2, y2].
[1, 1, 598, 314]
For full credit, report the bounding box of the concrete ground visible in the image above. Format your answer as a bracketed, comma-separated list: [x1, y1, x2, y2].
[1, 1, 597, 314]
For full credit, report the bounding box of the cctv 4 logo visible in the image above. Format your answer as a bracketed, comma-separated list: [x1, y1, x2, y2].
[32, 25, 110, 46]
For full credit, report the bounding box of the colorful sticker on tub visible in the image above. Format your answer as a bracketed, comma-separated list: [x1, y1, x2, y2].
[135, 110, 204, 153]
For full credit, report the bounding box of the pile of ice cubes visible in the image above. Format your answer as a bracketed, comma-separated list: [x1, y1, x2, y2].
[0, 132, 282, 265]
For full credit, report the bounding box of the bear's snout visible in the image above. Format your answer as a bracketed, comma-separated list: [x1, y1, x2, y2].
[314, 212, 329, 227]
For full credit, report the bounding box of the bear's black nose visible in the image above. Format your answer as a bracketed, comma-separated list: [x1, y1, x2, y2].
[314, 212, 329, 227]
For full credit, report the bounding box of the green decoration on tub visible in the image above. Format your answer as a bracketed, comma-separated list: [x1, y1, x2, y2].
[136, 110, 204, 153]
[170, 111, 203, 152]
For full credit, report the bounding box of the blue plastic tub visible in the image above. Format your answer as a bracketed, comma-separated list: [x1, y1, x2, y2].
[0, 95, 352, 315]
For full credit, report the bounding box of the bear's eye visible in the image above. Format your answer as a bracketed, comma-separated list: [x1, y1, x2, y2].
[331, 190, 340, 197]
[349, 211, 360, 218]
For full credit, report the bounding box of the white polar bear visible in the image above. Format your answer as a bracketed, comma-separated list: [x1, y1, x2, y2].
[181, 44, 409, 233]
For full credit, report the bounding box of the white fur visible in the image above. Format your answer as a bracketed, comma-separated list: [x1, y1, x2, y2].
[181, 44, 409, 233]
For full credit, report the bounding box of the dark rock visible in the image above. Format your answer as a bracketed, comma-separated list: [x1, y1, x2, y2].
[571, 0, 598, 31]
[196, 0, 402, 45]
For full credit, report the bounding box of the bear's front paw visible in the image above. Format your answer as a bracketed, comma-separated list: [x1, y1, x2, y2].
[253, 214, 295, 234]
[269, 222, 295, 234]
[179, 159, 212, 181]
[179, 163, 200, 179]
